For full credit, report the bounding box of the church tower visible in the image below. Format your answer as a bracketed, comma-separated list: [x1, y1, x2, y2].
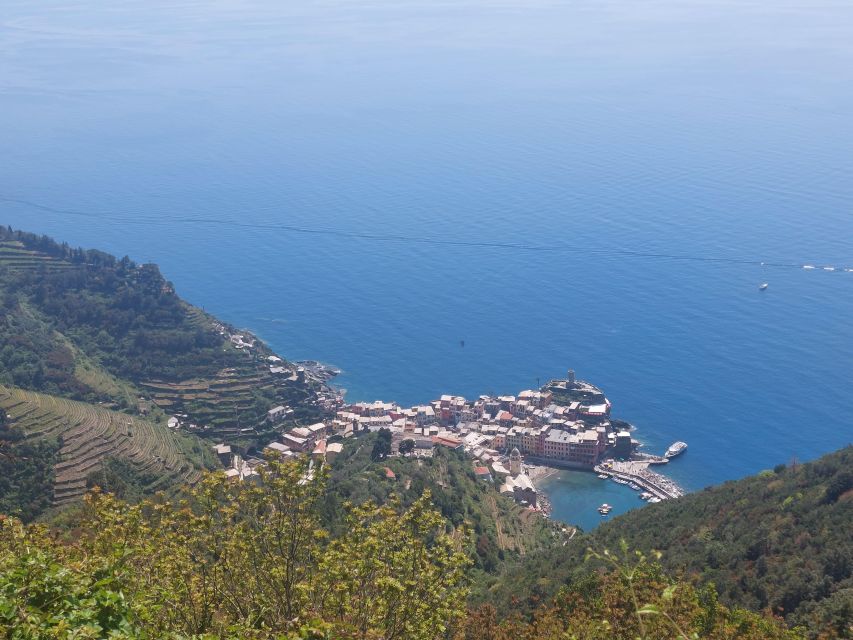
[509, 447, 522, 476]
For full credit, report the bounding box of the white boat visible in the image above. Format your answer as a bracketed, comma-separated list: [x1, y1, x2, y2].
[639, 492, 653, 500]
[803, 265, 816, 270]
[597, 473, 609, 479]
[597, 503, 613, 515]
[665, 441, 688, 458]
[759, 283, 768, 291]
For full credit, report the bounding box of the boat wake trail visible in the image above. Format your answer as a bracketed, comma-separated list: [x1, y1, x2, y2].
[2, 195, 850, 272]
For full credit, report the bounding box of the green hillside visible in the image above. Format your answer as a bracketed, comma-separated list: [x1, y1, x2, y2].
[0, 456, 802, 640]
[481, 446, 853, 638]
[0, 384, 216, 520]
[0, 227, 321, 437]
[322, 435, 567, 574]
[0, 226, 329, 519]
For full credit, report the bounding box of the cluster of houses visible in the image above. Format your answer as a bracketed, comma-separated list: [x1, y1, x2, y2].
[212, 421, 345, 482]
[217, 372, 634, 512]
[326, 374, 619, 469]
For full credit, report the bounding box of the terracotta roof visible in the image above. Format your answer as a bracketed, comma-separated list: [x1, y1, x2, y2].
[431, 435, 463, 448]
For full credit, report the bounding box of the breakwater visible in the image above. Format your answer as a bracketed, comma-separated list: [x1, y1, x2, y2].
[595, 460, 685, 500]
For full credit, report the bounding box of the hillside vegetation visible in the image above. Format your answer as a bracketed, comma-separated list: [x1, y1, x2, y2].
[323, 436, 564, 574]
[0, 457, 803, 640]
[0, 384, 215, 517]
[0, 227, 318, 436]
[482, 446, 853, 638]
[0, 226, 329, 517]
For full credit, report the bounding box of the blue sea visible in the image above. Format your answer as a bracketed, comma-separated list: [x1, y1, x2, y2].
[2, 0, 852, 530]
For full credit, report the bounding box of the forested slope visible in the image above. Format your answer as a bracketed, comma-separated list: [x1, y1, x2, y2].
[0, 385, 217, 520]
[0, 227, 323, 436]
[322, 435, 566, 574]
[0, 457, 804, 640]
[482, 446, 853, 638]
[0, 226, 320, 519]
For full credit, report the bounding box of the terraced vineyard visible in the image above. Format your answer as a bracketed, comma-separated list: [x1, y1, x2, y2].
[0, 240, 80, 271]
[141, 361, 314, 437]
[0, 227, 322, 444]
[0, 385, 213, 505]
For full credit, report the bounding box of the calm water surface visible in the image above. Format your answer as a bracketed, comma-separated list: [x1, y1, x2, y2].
[2, 0, 852, 527]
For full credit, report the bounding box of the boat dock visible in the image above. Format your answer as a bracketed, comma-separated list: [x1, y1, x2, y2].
[595, 460, 685, 501]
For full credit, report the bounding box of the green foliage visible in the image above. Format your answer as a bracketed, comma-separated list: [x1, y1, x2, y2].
[316, 494, 470, 638]
[480, 446, 853, 638]
[0, 228, 314, 434]
[0, 386, 217, 522]
[0, 517, 142, 638]
[456, 547, 803, 639]
[0, 227, 317, 519]
[321, 436, 560, 576]
[370, 427, 392, 461]
[0, 458, 470, 639]
[85, 458, 164, 504]
[0, 229, 235, 386]
[0, 411, 61, 522]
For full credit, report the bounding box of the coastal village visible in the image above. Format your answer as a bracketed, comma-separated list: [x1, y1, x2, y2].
[201, 366, 685, 517]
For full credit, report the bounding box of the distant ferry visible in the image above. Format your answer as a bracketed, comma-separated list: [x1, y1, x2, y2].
[759, 283, 768, 291]
[665, 441, 688, 458]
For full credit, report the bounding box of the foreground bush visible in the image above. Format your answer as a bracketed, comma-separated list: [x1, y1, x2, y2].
[0, 459, 810, 639]
[1, 458, 469, 639]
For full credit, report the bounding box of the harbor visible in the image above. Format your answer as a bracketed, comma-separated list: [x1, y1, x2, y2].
[226, 367, 690, 530]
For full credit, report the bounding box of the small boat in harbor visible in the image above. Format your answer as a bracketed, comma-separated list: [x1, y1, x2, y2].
[597, 503, 613, 515]
[639, 492, 653, 500]
[597, 473, 609, 479]
[759, 283, 768, 291]
[665, 441, 688, 459]
[628, 483, 641, 490]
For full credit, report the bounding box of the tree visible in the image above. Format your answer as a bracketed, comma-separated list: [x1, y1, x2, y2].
[399, 438, 415, 455]
[455, 544, 803, 640]
[315, 492, 470, 639]
[371, 427, 392, 461]
[0, 457, 471, 638]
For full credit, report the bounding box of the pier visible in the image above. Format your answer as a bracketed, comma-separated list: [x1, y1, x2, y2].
[595, 460, 685, 501]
